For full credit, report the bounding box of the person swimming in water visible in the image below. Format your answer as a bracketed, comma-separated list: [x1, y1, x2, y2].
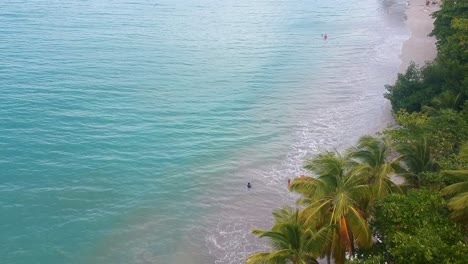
[324, 34, 328, 40]
[247, 182, 252, 189]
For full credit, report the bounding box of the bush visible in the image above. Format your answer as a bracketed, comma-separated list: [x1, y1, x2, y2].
[370, 190, 467, 263]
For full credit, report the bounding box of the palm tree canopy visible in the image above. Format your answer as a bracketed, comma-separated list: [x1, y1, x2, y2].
[246, 207, 330, 264]
[398, 138, 436, 174]
[290, 151, 372, 264]
[350, 136, 389, 168]
[396, 138, 438, 188]
[349, 136, 401, 198]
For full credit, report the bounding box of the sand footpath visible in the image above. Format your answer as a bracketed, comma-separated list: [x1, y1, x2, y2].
[399, 0, 440, 72]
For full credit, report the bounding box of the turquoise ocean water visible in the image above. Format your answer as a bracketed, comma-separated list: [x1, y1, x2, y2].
[1, 0, 409, 263]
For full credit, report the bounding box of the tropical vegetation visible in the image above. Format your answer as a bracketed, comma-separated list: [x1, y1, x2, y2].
[245, 207, 330, 264]
[246, 1, 468, 263]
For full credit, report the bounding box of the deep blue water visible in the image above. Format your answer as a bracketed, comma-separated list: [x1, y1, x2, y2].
[0, 0, 408, 263]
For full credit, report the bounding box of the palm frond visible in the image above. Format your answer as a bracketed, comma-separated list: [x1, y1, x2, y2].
[338, 217, 351, 251]
[458, 143, 468, 161]
[347, 207, 372, 249]
[251, 229, 290, 250]
[441, 181, 468, 196]
[301, 199, 330, 227]
[303, 225, 333, 254]
[397, 138, 435, 174]
[245, 250, 291, 264]
[446, 192, 468, 221]
[271, 206, 296, 224]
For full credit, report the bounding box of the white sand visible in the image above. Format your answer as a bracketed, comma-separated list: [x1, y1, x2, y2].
[399, 0, 440, 72]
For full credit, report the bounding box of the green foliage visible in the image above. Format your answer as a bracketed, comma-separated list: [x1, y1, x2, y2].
[349, 136, 401, 200]
[441, 143, 468, 224]
[384, 62, 467, 113]
[384, 109, 428, 144]
[346, 255, 384, 264]
[355, 3, 468, 261]
[417, 171, 446, 189]
[384, 63, 427, 112]
[437, 152, 466, 171]
[397, 138, 436, 175]
[246, 207, 330, 264]
[290, 151, 372, 264]
[389, 229, 451, 263]
[370, 189, 468, 263]
[428, 109, 468, 157]
[385, 109, 468, 164]
[373, 190, 448, 236]
[462, 100, 468, 117]
[385, 0, 468, 114]
[432, 0, 468, 64]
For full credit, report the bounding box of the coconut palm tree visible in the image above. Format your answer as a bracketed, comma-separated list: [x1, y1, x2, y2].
[289, 151, 372, 264]
[349, 136, 401, 200]
[441, 143, 468, 224]
[397, 138, 437, 187]
[246, 207, 330, 264]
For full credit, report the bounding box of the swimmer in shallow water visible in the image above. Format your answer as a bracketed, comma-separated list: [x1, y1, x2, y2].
[247, 182, 252, 189]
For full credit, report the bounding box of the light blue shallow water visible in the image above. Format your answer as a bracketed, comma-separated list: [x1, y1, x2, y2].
[0, 0, 408, 263]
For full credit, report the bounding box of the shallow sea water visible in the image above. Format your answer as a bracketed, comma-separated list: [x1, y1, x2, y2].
[0, 0, 409, 263]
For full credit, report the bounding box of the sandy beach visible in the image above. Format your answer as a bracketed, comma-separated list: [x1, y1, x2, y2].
[380, 0, 440, 132]
[399, 0, 440, 72]
[387, 0, 440, 185]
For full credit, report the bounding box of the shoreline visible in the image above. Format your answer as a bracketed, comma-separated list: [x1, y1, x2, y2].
[381, 0, 440, 132]
[354, 0, 441, 133]
[399, 0, 439, 72]
[239, 3, 444, 263]
[386, 0, 440, 185]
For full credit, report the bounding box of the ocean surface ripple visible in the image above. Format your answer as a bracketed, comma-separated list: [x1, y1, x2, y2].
[0, 0, 408, 263]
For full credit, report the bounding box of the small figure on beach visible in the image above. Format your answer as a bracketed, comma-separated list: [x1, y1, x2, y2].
[324, 34, 328, 40]
[288, 179, 291, 187]
[247, 182, 252, 189]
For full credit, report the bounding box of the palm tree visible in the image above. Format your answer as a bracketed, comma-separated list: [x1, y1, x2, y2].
[441, 143, 468, 224]
[246, 207, 330, 264]
[349, 136, 401, 200]
[289, 151, 372, 264]
[397, 138, 436, 187]
[422, 91, 463, 115]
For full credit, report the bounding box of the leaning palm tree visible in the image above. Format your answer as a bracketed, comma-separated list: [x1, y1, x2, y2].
[246, 207, 331, 264]
[441, 143, 468, 224]
[349, 136, 401, 200]
[290, 151, 372, 264]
